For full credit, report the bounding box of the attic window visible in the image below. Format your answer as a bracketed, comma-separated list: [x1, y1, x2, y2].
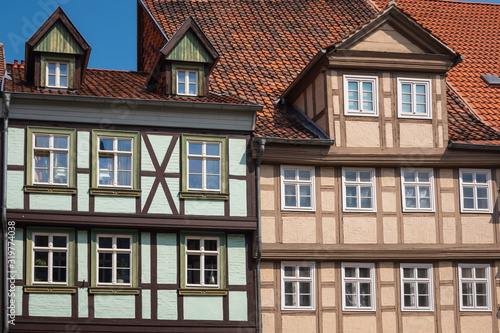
[481, 75, 500, 86]
[177, 70, 198, 96]
[47, 62, 68, 88]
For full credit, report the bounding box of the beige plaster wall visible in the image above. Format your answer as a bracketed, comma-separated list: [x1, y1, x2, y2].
[343, 216, 377, 244]
[402, 316, 435, 333]
[345, 121, 380, 147]
[399, 123, 434, 148]
[403, 216, 436, 243]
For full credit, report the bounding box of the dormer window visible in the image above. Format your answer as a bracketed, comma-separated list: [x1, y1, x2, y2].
[177, 70, 198, 96]
[47, 62, 68, 88]
[397, 78, 432, 119]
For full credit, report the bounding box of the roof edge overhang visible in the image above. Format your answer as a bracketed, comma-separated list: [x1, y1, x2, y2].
[253, 136, 334, 146]
[448, 142, 500, 151]
[6, 91, 263, 113]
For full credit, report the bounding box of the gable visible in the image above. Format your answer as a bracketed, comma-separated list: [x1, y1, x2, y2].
[165, 29, 214, 63]
[350, 23, 425, 54]
[33, 20, 84, 55]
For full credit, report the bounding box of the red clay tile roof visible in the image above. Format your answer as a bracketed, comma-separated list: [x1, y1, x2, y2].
[371, 0, 500, 143]
[4, 61, 253, 105]
[0, 43, 5, 78]
[141, 0, 378, 139]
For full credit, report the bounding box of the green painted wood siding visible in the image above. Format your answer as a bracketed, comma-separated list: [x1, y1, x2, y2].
[33, 21, 84, 54]
[166, 30, 213, 63]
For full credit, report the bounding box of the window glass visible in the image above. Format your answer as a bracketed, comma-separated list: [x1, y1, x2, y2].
[459, 264, 490, 311]
[460, 169, 491, 212]
[281, 166, 315, 211]
[344, 75, 378, 115]
[281, 262, 315, 310]
[342, 263, 375, 310]
[401, 264, 433, 311]
[342, 169, 375, 211]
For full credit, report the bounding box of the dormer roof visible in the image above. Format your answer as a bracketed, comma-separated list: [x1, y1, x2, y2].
[24, 7, 91, 85]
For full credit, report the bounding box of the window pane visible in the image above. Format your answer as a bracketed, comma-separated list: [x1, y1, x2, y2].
[187, 239, 200, 250]
[476, 283, 486, 294]
[206, 175, 220, 190]
[461, 268, 473, 278]
[187, 255, 200, 269]
[348, 91, 358, 101]
[189, 172, 202, 189]
[206, 144, 219, 156]
[53, 236, 67, 248]
[187, 269, 200, 284]
[205, 270, 217, 284]
[418, 283, 428, 294]
[477, 295, 487, 307]
[299, 185, 311, 196]
[99, 253, 112, 268]
[285, 294, 295, 306]
[404, 295, 413, 307]
[476, 173, 487, 183]
[117, 253, 130, 268]
[99, 268, 112, 283]
[117, 171, 131, 186]
[359, 172, 371, 182]
[416, 94, 426, 104]
[206, 160, 220, 175]
[475, 268, 486, 279]
[299, 282, 311, 293]
[345, 171, 356, 182]
[406, 198, 417, 208]
[344, 267, 355, 278]
[298, 170, 311, 180]
[462, 173, 473, 183]
[360, 295, 371, 307]
[117, 237, 130, 249]
[404, 282, 413, 295]
[402, 103, 412, 113]
[418, 295, 429, 307]
[284, 266, 295, 277]
[117, 156, 131, 172]
[477, 198, 488, 209]
[283, 169, 296, 180]
[348, 101, 359, 110]
[299, 266, 311, 277]
[360, 283, 371, 294]
[98, 237, 112, 248]
[360, 197, 372, 208]
[34, 267, 48, 282]
[59, 76, 68, 87]
[415, 85, 425, 94]
[59, 64, 68, 75]
[285, 184, 296, 196]
[284, 281, 295, 293]
[35, 135, 50, 148]
[345, 295, 355, 307]
[178, 83, 185, 94]
[299, 196, 311, 208]
[34, 252, 48, 267]
[463, 294, 473, 307]
[99, 139, 113, 151]
[363, 92, 372, 102]
[360, 187, 371, 198]
[189, 158, 202, 174]
[464, 198, 474, 209]
[203, 240, 217, 251]
[189, 83, 197, 95]
[34, 152, 49, 168]
[403, 268, 414, 278]
[345, 186, 357, 197]
[417, 268, 428, 278]
[99, 170, 113, 186]
[402, 84, 411, 93]
[48, 75, 56, 87]
[48, 63, 56, 74]
[117, 269, 130, 284]
[34, 235, 49, 247]
[462, 282, 472, 294]
[477, 187, 487, 199]
[189, 143, 202, 155]
[54, 153, 68, 168]
[416, 104, 426, 114]
[348, 81, 358, 91]
[362, 82, 372, 93]
[359, 268, 370, 278]
[299, 295, 311, 307]
[188, 72, 196, 84]
[117, 140, 131, 152]
[363, 101, 373, 111]
[52, 267, 66, 282]
[403, 171, 415, 182]
[52, 251, 66, 267]
[205, 255, 218, 269]
[52, 136, 67, 149]
[420, 198, 431, 208]
[346, 197, 357, 208]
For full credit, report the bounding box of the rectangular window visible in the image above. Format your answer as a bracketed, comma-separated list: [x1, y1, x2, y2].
[32, 134, 69, 185]
[181, 135, 228, 199]
[401, 168, 434, 212]
[98, 136, 133, 188]
[46, 62, 68, 88]
[91, 130, 140, 195]
[32, 233, 69, 285]
[185, 237, 220, 288]
[281, 262, 315, 310]
[459, 264, 491, 311]
[397, 78, 432, 118]
[342, 263, 375, 311]
[342, 168, 376, 212]
[400, 264, 433, 311]
[343, 75, 378, 116]
[177, 70, 198, 96]
[459, 169, 492, 213]
[180, 232, 227, 292]
[96, 235, 132, 286]
[280, 166, 315, 211]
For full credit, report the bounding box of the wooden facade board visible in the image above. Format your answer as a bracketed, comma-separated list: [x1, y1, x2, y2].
[166, 30, 213, 63]
[33, 20, 84, 54]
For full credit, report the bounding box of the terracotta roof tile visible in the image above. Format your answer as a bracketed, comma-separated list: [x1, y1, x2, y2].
[0, 43, 4, 78]
[142, 0, 377, 139]
[372, 0, 500, 142]
[4, 62, 253, 105]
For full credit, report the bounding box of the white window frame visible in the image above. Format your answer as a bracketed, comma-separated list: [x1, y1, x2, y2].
[343, 75, 378, 116]
[46, 61, 69, 88]
[400, 264, 433, 311]
[459, 169, 493, 213]
[281, 262, 315, 311]
[32, 133, 70, 186]
[32, 233, 69, 285]
[177, 70, 198, 96]
[341, 263, 376, 311]
[280, 166, 315, 211]
[401, 168, 435, 212]
[187, 141, 222, 192]
[97, 136, 134, 188]
[342, 168, 377, 212]
[397, 78, 432, 119]
[96, 234, 133, 287]
[458, 263, 491, 311]
[185, 236, 220, 288]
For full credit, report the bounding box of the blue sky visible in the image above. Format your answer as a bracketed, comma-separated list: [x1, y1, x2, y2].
[1, 0, 500, 72]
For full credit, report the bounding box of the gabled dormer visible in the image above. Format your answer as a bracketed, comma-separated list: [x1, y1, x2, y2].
[147, 16, 219, 97]
[24, 7, 91, 90]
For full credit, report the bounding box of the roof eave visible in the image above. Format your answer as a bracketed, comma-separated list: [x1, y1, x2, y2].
[448, 141, 500, 151]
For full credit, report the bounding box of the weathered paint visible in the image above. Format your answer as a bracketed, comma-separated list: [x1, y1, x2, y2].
[94, 196, 136, 214]
[30, 193, 72, 211]
[157, 290, 178, 320]
[141, 139, 155, 172]
[141, 232, 151, 284]
[94, 295, 135, 318]
[13, 228, 23, 281]
[229, 139, 247, 176]
[183, 296, 223, 321]
[157, 233, 177, 284]
[166, 30, 213, 63]
[77, 131, 90, 168]
[77, 230, 88, 281]
[165, 177, 180, 212]
[33, 21, 83, 54]
[227, 234, 247, 285]
[142, 289, 151, 320]
[28, 294, 72, 317]
[185, 199, 224, 216]
[77, 174, 89, 212]
[15, 286, 22, 316]
[78, 288, 88, 318]
[141, 176, 172, 214]
[7, 170, 24, 209]
[165, 140, 180, 174]
[229, 179, 247, 217]
[229, 291, 248, 321]
[7, 127, 25, 166]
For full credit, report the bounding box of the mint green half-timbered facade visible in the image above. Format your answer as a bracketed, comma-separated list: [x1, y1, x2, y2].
[3, 7, 260, 332]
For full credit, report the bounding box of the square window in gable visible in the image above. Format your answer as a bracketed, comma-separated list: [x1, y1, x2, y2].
[343, 75, 378, 116]
[397, 78, 432, 119]
[177, 70, 198, 96]
[47, 61, 69, 88]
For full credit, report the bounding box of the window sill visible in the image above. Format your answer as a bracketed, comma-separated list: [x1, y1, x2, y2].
[178, 288, 228, 296]
[24, 185, 77, 194]
[88, 287, 141, 295]
[179, 191, 229, 200]
[344, 112, 379, 117]
[24, 285, 77, 294]
[90, 188, 141, 197]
